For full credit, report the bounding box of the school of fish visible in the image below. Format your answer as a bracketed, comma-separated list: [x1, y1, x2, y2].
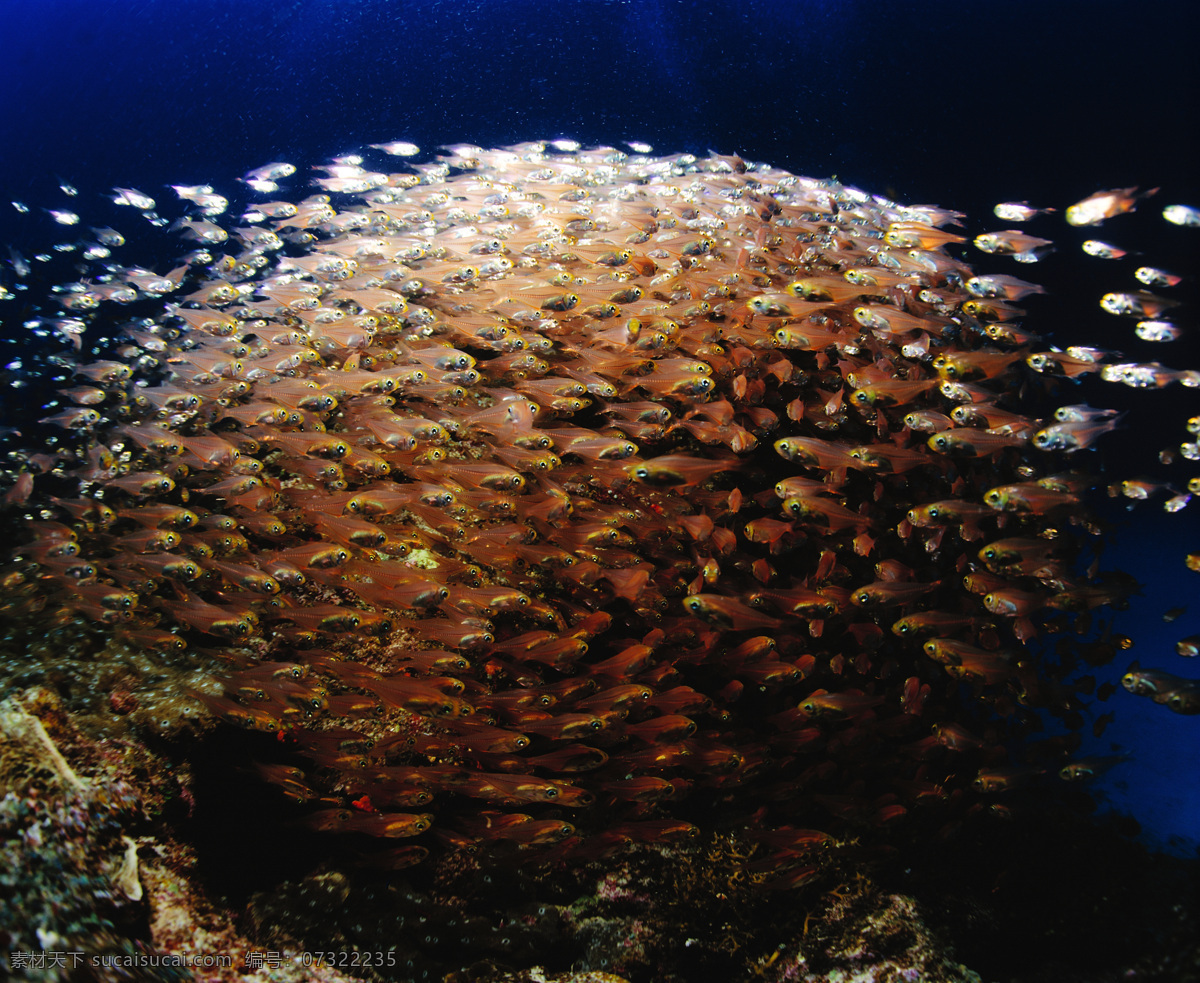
[1, 144, 1197, 878]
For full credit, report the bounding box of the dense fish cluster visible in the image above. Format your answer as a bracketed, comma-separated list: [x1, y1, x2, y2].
[2, 144, 1197, 878]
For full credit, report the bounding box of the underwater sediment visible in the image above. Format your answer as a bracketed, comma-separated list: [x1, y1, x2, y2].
[1, 143, 1197, 981]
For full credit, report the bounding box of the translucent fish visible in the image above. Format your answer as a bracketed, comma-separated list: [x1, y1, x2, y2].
[1134, 320, 1181, 342]
[369, 141, 420, 156]
[974, 230, 1053, 257]
[993, 201, 1054, 221]
[1100, 291, 1179, 318]
[1162, 204, 1200, 226]
[171, 184, 229, 215]
[1081, 239, 1126, 259]
[1066, 186, 1157, 226]
[90, 227, 125, 247]
[111, 187, 155, 209]
[1164, 493, 1192, 513]
[1134, 266, 1182, 288]
[244, 162, 296, 183]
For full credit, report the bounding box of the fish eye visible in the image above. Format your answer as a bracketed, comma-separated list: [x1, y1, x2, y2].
[928, 506, 941, 518]
[544, 787, 559, 798]
[854, 391, 870, 403]
[856, 592, 870, 604]
[935, 437, 948, 448]
[984, 548, 997, 560]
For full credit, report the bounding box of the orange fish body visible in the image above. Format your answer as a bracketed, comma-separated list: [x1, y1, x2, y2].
[1066, 186, 1158, 226]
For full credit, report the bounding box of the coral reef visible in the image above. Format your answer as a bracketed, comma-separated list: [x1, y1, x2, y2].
[0, 688, 1195, 981]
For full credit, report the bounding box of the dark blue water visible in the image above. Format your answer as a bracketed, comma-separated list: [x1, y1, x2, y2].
[1, 0, 1197, 853]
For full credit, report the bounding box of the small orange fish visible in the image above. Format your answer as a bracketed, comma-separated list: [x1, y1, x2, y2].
[923, 637, 997, 665]
[799, 689, 883, 718]
[983, 483, 1079, 513]
[973, 766, 1043, 792]
[1059, 755, 1131, 781]
[973, 230, 1053, 258]
[983, 587, 1046, 617]
[891, 611, 987, 638]
[626, 454, 737, 487]
[927, 428, 1026, 457]
[682, 594, 783, 631]
[1121, 663, 1189, 697]
[1032, 416, 1122, 452]
[1066, 186, 1158, 226]
[850, 581, 939, 608]
[774, 435, 858, 469]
